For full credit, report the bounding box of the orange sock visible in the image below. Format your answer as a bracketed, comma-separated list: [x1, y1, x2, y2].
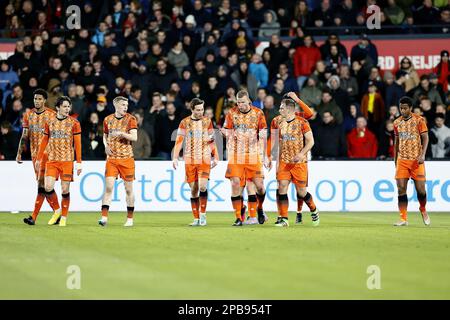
[127, 206, 134, 219]
[418, 193, 427, 212]
[297, 193, 304, 212]
[248, 195, 257, 218]
[101, 205, 109, 218]
[398, 194, 408, 221]
[303, 192, 317, 212]
[231, 196, 242, 220]
[45, 190, 60, 211]
[199, 191, 208, 214]
[61, 193, 70, 218]
[31, 187, 46, 221]
[190, 197, 200, 219]
[279, 193, 289, 218]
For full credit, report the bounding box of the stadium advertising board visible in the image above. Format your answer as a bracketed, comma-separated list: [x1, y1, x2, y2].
[1, 161, 449, 212]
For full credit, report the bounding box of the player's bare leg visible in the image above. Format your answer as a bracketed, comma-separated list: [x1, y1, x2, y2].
[414, 179, 430, 225]
[99, 177, 115, 226]
[253, 177, 268, 224]
[58, 181, 71, 226]
[230, 177, 243, 226]
[395, 178, 409, 226]
[198, 178, 209, 226]
[44, 176, 62, 225]
[123, 180, 135, 227]
[244, 182, 258, 225]
[275, 180, 290, 227]
[296, 185, 319, 226]
[189, 181, 200, 226]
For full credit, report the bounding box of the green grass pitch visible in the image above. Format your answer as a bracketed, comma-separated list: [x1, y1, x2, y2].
[0, 211, 449, 300]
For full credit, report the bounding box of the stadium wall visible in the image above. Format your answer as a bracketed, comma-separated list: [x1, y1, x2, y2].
[1, 161, 449, 212]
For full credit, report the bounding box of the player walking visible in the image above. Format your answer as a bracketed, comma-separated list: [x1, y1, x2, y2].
[34, 96, 82, 227]
[19, 89, 59, 225]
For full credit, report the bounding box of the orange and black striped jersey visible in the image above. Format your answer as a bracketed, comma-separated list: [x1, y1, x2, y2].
[270, 114, 311, 163]
[43, 116, 82, 162]
[175, 116, 217, 164]
[104, 113, 138, 159]
[22, 107, 56, 159]
[223, 106, 267, 163]
[394, 114, 428, 160]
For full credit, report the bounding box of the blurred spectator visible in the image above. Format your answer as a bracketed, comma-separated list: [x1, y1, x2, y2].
[419, 97, 436, 125]
[203, 76, 222, 111]
[263, 95, 278, 128]
[317, 89, 343, 125]
[266, 35, 289, 78]
[253, 88, 267, 109]
[320, 34, 348, 61]
[436, 104, 450, 127]
[132, 110, 152, 160]
[249, 53, 268, 88]
[81, 113, 104, 160]
[215, 86, 236, 123]
[300, 76, 322, 108]
[361, 81, 385, 132]
[154, 102, 180, 160]
[385, 70, 407, 108]
[231, 61, 258, 100]
[324, 44, 349, 71]
[313, 111, 347, 158]
[0, 60, 19, 99]
[0, 121, 19, 159]
[433, 50, 449, 94]
[387, 105, 401, 121]
[46, 79, 63, 109]
[429, 72, 446, 102]
[412, 74, 443, 105]
[270, 63, 298, 93]
[167, 41, 190, 78]
[327, 75, 350, 117]
[336, 0, 358, 26]
[339, 64, 358, 102]
[248, 0, 266, 29]
[398, 57, 420, 93]
[347, 116, 378, 158]
[128, 85, 149, 113]
[431, 113, 450, 158]
[414, 0, 440, 26]
[293, 1, 312, 29]
[258, 10, 281, 38]
[350, 34, 378, 70]
[312, 0, 334, 29]
[343, 103, 362, 133]
[270, 78, 287, 106]
[293, 35, 321, 90]
[384, 0, 406, 25]
[377, 119, 395, 160]
[151, 59, 179, 94]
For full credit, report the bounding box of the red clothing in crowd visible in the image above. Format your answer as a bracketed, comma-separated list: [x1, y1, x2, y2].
[347, 128, 378, 158]
[293, 45, 321, 78]
[433, 61, 449, 93]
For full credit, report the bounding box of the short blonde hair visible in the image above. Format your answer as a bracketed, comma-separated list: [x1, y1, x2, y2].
[113, 96, 128, 105]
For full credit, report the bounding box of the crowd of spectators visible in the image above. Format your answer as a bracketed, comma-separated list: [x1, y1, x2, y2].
[0, 0, 449, 161]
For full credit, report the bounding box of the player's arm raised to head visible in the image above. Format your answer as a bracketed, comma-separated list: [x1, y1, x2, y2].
[287, 92, 313, 119]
